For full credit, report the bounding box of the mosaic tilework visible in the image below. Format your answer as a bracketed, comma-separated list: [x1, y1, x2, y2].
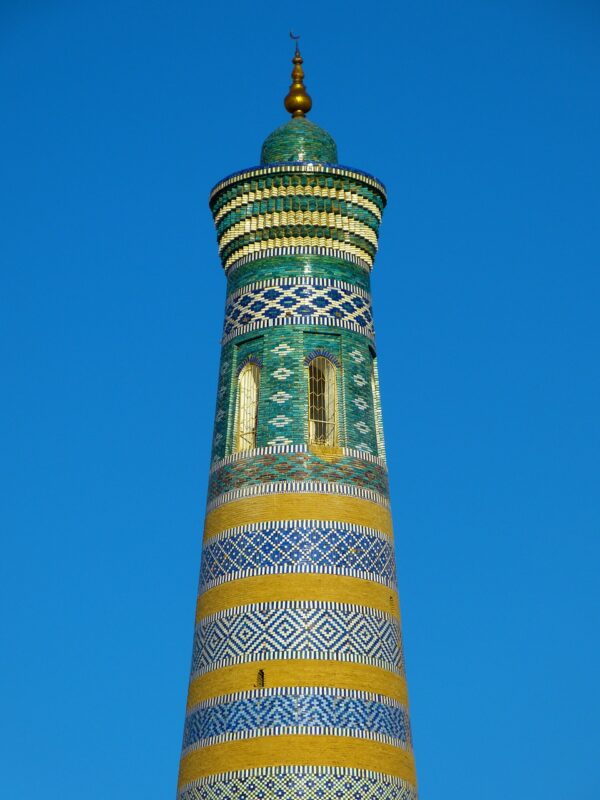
[304, 345, 341, 366]
[226, 255, 372, 295]
[183, 686, 410, 749]
[179, 768, 417, 800]
[191, 601, 404, 678]
[210, 346, 235, 461]
[198, 520, 396, 592]
[206, 481, 390, 514]
[372, 356, 387, 461]
[260, 116, 338, 164]
[210, 327, 384, 459]
[209, 166, 386, 273]
[207, 450, 389, 503]
[343, 338, 380, 455]
[183, 725, 408, 753]
[210, 163, 386, 204]
[209, 444, 386, 472]
[216, 204, 379, 255]
[223, 277, 374, 344]
[226, 251, 373, 287]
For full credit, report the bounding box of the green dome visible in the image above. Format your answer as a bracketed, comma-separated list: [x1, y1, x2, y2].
[260, 117, 338, 165]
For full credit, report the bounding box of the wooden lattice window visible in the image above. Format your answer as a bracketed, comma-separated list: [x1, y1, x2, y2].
[308, 356, 337, 446]
[235, 362, 260, 452]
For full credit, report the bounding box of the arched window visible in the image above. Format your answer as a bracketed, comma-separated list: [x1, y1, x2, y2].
[308, 356, 337, 446]
[235, 362, 260, 452]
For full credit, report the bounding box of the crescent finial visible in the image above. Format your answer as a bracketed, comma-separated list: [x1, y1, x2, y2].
[284, 34, 312, 117]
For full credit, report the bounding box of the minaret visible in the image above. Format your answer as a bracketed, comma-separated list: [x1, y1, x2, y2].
[177, 42, 418, 800]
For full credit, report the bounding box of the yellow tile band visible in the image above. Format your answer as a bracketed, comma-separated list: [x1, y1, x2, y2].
[195, 572, 400, 622]
[178, 735, 416, 789]
[204, 493, 393, 541]
[186, 659, 409, 710]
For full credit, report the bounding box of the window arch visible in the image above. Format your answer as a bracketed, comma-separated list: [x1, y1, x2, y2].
[235, 361, 260, 452]
[308, 356, 337, 446]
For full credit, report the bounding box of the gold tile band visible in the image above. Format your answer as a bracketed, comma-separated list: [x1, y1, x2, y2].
[219, 211, 379, 252]
[178, 735, 416, 789]
[195, 573, 400, 622]
[186, 659, 409, 710]
[204, 493, 393, 541]
[213, 184, 383, 225]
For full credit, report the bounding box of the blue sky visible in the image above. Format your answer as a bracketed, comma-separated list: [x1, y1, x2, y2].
[1, 1, 599, 797]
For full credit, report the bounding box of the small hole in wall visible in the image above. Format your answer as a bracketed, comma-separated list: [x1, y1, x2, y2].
[256, 669, 265, 688]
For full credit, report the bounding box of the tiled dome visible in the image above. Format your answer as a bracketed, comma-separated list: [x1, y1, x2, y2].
[260, 117, 338, 165]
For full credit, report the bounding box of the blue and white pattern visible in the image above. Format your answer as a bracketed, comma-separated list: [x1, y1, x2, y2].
[209, 444, 387, 473]
[223, 278, 374, 344]
[179, 768, 417, 800]
[206, 480, 390, 513]
[198, 520, 396, 592]
[181, 143, 417, 797]
[183, 686, 411, 750]
[191, 601, 404, 678]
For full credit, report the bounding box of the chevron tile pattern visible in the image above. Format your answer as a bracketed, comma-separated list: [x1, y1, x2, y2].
[182, 686, 411, 749]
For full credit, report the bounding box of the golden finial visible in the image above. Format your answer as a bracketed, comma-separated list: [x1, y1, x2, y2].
[284, 33, 312, 118]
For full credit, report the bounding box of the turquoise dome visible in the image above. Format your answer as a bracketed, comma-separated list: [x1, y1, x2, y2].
[260, 117, 338, 165]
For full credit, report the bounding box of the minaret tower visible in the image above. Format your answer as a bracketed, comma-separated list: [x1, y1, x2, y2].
[177, 42, 418, 800]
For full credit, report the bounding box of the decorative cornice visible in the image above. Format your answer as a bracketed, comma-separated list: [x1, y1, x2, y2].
[209, 163, 387, 204]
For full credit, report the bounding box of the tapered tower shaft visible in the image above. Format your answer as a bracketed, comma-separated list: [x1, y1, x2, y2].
[177, 45, 417, 800]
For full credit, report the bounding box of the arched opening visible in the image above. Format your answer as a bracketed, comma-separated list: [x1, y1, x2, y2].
[235, 362, 260, 452]
[308, 356, 337, 446]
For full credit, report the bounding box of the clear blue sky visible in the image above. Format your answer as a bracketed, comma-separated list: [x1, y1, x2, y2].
[1, 1, 599, 797]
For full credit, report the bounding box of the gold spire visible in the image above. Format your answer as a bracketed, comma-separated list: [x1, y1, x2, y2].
[284, 34, 312, 118]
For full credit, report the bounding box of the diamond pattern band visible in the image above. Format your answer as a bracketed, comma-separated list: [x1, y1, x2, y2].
[191, 600, 404, 679]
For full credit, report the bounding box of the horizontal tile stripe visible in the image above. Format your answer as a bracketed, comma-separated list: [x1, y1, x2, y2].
[213, 186, 383, 225]
[195, 573, 400, 622]
[206, 483, 390, 513]
[209, 444, 387, 473]
[182, 688, 411, 751]
[225, 247, 373, 276]
[209, 164, 387, 203]
[218, 213, 379, 253]
[223, 239, 375, 271]
[191, 601, 404, 680]
[178, 734, 415, 789]
[182, 724, 409, 754]
[204, 493, 393, 541]
[186, 659, 409, 709]
[200, 565, 397, 594]
[225, 275, 371, 301]
[178, 768, 417, 800]
[187, 682, 408, 712]
[222, 314, 375, 346]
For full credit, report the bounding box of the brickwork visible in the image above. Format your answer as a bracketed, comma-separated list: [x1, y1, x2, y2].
[178, 77, 416, 799]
